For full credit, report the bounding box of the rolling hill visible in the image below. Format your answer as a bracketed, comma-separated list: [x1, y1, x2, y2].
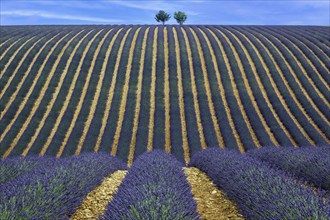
[0, 25, 329, 165]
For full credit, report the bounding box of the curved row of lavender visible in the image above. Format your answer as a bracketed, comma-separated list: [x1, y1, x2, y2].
[0, 153, 127, 219]
[247, 145, 330, 191]
[0, 156, 57, 185]
[189, 148, 330, 219]
[102, 150, 200, 220]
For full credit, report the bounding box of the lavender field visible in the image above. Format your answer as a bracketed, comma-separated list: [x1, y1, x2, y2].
[1, 147, 329, 219]
[1, 25, 329, 164]
[0, 25, 329, 218]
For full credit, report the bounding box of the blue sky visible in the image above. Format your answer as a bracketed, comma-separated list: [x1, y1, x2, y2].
[1, 0, 329, 26]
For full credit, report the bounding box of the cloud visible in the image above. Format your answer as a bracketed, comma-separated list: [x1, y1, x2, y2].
[1, 10, 123, 23]
[109, 1, 174, 11]
[109, 0, 200, 15]
[35, 0, 105, 9]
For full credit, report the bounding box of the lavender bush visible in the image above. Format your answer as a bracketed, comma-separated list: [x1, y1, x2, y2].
[189, 147, 330, 220]
[247, 145, 330, 191]
[0, 152, 127, 219]
[0, 156, 57, 185]
[102, 150, 200, 220]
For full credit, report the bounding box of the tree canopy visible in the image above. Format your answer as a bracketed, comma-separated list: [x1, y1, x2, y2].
[174, 11, 187, 25]
[155, 10, 171, 25]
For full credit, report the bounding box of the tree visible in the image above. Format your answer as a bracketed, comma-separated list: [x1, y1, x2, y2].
[174, 11, 187, 25]
[155, 10, 171, 25]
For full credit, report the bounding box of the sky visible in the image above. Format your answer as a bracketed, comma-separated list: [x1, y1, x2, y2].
[1, 0, 329, 26]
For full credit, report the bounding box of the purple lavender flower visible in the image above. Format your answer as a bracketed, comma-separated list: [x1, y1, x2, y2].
[0, 152, 127, 219]
[102, 150, 200, 220]
[247, 145, 330, 191]
[189, 147, 330, 219]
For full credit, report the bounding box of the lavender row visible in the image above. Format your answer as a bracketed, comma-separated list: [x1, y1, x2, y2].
[227, 26, 304, 145]
[279, 27, 330, 70]
[102, 150, 199, 220]
[267, 26, 330, 85]
[236, 26, 317, 145]
[260, 26, 330, 93]
[250, 26, 330, 120]
[0, 29, 77, 156]
[283, 26, 329, 43]
[0, 155, 57, 185]
[174, 26, 207, 154]
[216, 26, 279, 147]
[247, 146, 330, 191]
[285, 30, 330, 69]
[0, 153, 127, 219]
[189, 148, 330, 219]
[205, 26, 257, 149]
[245, 27, 327, 143]
[223, 26, 295, 146]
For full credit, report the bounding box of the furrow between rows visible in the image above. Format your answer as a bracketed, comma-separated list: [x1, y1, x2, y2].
[94, 28, 132, 153]
[111, 28, 141, 157]
[56, 29, 104, 157]
[21, 29, 93, 156]
[127, 28, 150, 166]
[0, 32, 72, 158]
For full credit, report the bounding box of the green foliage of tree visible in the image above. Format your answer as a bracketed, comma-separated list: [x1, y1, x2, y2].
[155, 10, 171, 25]
[174, 11, 187, 25]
